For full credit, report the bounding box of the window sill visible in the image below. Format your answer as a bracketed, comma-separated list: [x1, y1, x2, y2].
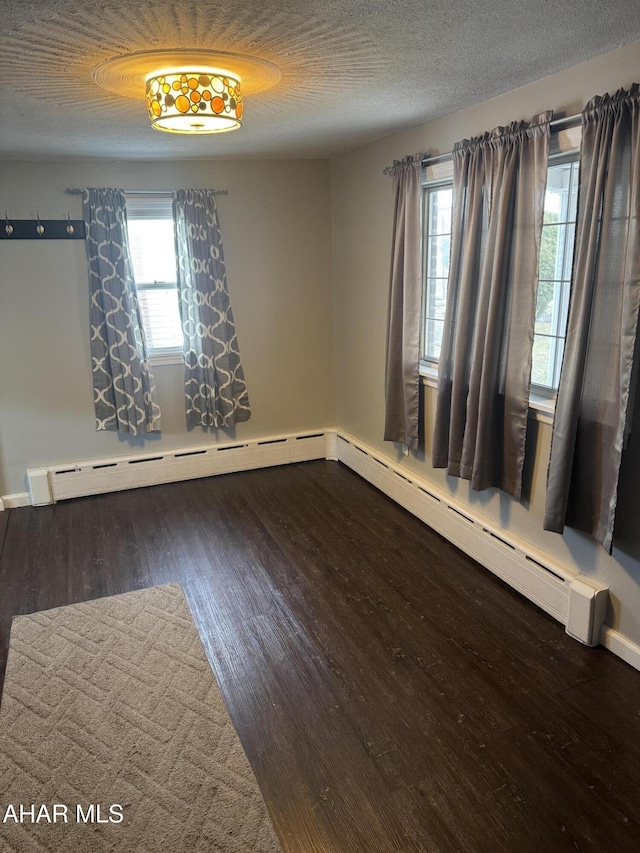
[528, 393, 555, 424]
[419, 368, 555, 425]
[149, 350, 183, 367]
[420, 364, 438, 388]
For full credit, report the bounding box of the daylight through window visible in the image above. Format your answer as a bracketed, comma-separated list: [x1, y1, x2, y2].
[126, 194, 183, 354]
[422, 184, 452, 363]
[533, 159, 579, 389]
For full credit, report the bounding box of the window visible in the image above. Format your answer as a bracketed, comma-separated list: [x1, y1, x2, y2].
[422, 183, 453, 363]
[126, 194, 183, 359]
[420, 154, 580, 397]
[532, 158, 579, 391]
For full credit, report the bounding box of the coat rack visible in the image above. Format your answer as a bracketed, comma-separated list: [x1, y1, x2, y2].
[2, 189, 229, 241]
[1, 210, 86, 240]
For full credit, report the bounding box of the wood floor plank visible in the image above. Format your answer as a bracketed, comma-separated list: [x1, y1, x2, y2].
[1, 460, 640, 851]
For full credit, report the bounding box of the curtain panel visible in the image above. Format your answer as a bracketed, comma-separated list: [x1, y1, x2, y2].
[83, 188, 161, 435]
[432, 113, 551, 498]
[384, 154, 425, 451]
[544, 85, 640, 551]
[173, 189, 251, 429]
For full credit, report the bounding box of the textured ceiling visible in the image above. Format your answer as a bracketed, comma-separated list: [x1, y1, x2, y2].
[1, 0, 639, 160]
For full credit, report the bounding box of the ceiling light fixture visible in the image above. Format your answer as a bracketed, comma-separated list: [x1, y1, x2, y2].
[146, 70, 243, 134]
[93, 49, 282, 136]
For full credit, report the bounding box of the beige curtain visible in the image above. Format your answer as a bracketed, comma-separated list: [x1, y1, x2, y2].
[544, 85, 640, 551]
[384, 154, 425, 451]
[432, 113, 551, 498]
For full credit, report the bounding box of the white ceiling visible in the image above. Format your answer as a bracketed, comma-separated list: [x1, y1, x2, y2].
[1, 0, 639, 160]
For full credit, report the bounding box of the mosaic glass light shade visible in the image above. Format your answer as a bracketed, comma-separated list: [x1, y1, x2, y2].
[145, 71, 243, 134]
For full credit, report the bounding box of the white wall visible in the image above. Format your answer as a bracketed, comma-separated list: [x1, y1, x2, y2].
[0, 158, 336, 495]
[330, 40, 640, 645]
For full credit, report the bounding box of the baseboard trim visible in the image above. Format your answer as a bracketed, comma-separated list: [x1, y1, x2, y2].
[600, 626, 640, 672]
[0, 493, 30, 509]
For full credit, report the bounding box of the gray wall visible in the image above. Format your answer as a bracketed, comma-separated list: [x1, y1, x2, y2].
[330, 40, 640, 644]
[0, 159, 336, 495]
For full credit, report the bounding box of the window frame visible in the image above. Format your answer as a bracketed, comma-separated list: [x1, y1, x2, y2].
[419, 147, 580, 422]
[125, 192, 184, 366]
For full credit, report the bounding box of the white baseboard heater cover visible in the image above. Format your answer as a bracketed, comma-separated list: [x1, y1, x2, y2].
[335, 431, 609, 648]
[25, 426, 611, 651]
[566, 578, 609, 647]
[27, 467, 52, 506]
[28, 431, 328, 505]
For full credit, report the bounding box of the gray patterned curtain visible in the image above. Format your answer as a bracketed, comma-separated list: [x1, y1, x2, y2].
[173, 189, 251, 429]
[432, 113, 551, 498]
[83, 188, 161, 434]
[383, 154, 425, 451]
[544, 85, 640, 551]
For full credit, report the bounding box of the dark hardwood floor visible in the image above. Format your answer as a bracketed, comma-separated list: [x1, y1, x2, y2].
[1, 460, 639, 852]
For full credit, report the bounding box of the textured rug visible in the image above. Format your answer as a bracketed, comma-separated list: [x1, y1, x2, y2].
[0, 583, 281, 852]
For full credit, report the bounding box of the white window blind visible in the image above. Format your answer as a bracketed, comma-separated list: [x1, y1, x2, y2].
[125, 193, 183, 353]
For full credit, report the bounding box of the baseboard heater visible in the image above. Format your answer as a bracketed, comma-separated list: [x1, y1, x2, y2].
[334, 431, 609, 648]
[27, 430, 327, 505]
[25, 426, 609, 649]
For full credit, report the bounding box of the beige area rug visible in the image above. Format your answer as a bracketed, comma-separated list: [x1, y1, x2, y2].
[0, 584, 281, 852]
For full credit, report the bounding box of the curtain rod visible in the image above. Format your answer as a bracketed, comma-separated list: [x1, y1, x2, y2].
[65, 188, 229, 195]
[383, 113, 582, 174]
